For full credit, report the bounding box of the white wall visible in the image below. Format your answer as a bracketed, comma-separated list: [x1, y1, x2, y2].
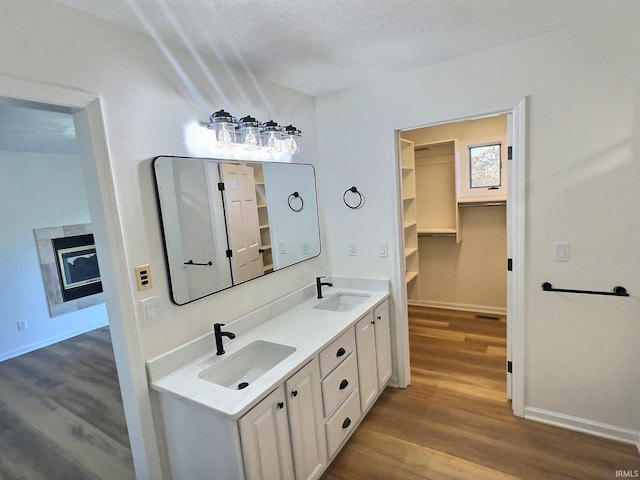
[0, 0, 325, 477]
[316, 19, 640, 440]
[0, 150, 108, 360]
[0, 0, 324, 357]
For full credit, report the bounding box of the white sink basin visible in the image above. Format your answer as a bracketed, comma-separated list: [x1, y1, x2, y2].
[313, 292, 371, 312]
[198, 341, 296, 390]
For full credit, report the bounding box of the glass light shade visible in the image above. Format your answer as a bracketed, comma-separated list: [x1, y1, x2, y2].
[238, 115, 261, 150]
[282, 125, 302, 155]
[261, 120, 282, 153]
[209, 109, 236, 148]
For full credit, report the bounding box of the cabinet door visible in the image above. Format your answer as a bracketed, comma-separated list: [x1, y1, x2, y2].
[239, 385, 294, 480]
[374, 300, 392, 388]
[355, 312, 378, 412]
[286, 358, 327, 480]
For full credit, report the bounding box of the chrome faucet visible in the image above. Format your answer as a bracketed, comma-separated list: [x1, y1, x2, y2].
[316, 276, 333, 299]
[214, 323, 236, 355]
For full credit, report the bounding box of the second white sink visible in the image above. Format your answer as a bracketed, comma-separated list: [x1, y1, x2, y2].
[313, 292, 371, 312]
[198, 341, 296, 390]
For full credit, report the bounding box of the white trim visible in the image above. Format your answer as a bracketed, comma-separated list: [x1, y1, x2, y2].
[0, 320, 108, 362]
[525, 406, 640, 448]
[390, 96, 527, 415]
[0, 75, 162, 479]
[408, 299, 506, 316]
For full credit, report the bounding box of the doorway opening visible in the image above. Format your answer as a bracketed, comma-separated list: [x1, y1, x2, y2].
[0, 95, 134, 477]
[393, 98, 526, 417]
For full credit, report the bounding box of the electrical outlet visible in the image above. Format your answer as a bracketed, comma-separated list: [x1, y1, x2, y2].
[135, 264, 153, 291]
[17, 319, 28, 331]
[140, 296, 164, 324]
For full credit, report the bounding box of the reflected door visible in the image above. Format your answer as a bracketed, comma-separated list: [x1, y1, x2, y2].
[219, 163, 264, 283]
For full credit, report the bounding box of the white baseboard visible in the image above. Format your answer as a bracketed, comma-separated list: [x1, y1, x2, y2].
[525, 406, 640, 450]
[0, 320, 108, 362]
[408, 299, 506, 316]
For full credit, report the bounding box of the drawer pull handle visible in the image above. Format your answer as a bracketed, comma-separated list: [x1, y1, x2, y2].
[291, 390, 298, 397]
[342, 417, 351, 429]
[277, 402, 284, 409]
[339, 379, 349, 390]
[336, 347, 346, 357]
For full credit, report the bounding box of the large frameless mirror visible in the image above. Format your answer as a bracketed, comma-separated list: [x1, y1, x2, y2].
[153, 156, 321, 305]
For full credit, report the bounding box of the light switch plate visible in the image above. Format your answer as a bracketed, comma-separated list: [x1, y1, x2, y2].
[378, 242, 388, 258]
[349, 242, 358, 256]
[554, 242, 570, 262]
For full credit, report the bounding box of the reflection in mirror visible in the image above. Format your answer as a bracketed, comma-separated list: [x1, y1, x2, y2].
[153, 156, 321, 305]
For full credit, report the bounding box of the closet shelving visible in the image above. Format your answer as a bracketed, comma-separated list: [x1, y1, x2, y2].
[400, 138, 420, 299]
[414, 140, 461, 243]
[248, 162, 274, 274]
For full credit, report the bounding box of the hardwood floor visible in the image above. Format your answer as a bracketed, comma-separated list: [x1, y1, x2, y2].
[322, 306, 640, 480]
[0, 327, 134, 480]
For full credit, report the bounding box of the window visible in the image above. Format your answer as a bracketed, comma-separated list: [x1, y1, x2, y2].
[469, 143, 501, 188]
[456, 136, 507, 203]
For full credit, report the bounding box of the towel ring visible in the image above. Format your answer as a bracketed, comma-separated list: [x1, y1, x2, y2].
[288, 192, 304, 212]
[343, 186, 364, 209]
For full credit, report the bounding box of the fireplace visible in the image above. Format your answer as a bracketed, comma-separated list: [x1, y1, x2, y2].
[52, 233, 102, 302]
[34, 223, 104, 317]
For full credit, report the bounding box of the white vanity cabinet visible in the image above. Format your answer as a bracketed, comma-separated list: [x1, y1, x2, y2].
[318, 329, 361, 458]
[239, 385, 295, 480]
[150, 289, 392, 480]
[284, 359, 327, 480]
[241, 358, 326, 480]
[355, 300, 392, 412]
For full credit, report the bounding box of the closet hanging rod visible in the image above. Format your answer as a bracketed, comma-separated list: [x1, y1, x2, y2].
[458, 201, 506, 208]
[541, 282, 629, 297]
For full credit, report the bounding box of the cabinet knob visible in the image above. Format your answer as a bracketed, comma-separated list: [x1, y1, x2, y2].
[377, 316, 382, 320]
[277, 401, 284, 409]
[291, 390, 298, 397]
[342, 417, 351, 429]
[339, 379, 349, 390]
[336, 347, 346, 357]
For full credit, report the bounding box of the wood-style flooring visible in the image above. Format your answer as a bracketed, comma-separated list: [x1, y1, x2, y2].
[322, 306, 640, 480]
[0, 327, 134, 480]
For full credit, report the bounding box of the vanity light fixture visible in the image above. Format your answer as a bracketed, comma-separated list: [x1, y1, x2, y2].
[261, 120, 282, 153]
[207, 110, 301, 154]
[209, 109, 236, 148]
[282, 125, 302, 155]
[237, 115, 261, 150]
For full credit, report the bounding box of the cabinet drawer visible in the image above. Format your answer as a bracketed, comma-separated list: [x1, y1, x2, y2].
[321, 353, 358, 417]
[319, 328, 356, 378]
[325, 389, 361, 457]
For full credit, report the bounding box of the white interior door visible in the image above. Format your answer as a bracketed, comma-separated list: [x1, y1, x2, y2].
[219, 163, 263, 283]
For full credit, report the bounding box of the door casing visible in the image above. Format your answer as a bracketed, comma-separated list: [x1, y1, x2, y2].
[390, 97, 526, 417]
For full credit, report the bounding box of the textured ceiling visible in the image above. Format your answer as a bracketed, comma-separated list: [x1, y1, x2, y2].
[52, 0, 637, 96]
[4, 1, 638, 154]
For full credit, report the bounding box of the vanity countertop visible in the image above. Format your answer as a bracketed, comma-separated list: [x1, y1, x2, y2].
[149, 286, 389, 420]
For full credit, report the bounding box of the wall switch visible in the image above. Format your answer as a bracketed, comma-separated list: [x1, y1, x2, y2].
[554, 242, 570, 262]
[279, 241, 287, 254]
[135, 264, 153, 291]
[303, 242, 310, 255]
[378, 242, 388, 258]
[140, 296, 164, 324]
[17, 319, 28, 331]
[349, 242, 358, 256]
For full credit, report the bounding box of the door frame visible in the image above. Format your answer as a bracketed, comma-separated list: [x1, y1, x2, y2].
[0, 75, 163, 478]
[391, 97, 526, 417]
